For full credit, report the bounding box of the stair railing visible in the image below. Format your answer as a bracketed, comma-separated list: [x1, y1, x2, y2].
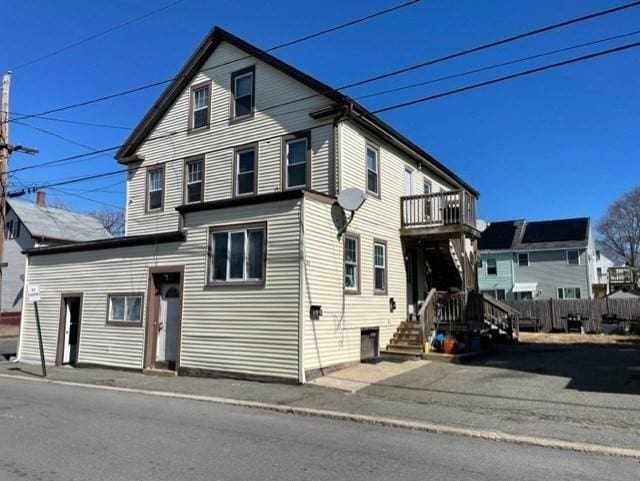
[478, 293, 520, 340]
[417, 288, 437, 343]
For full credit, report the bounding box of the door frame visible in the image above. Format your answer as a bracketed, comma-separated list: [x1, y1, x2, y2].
[55, 293, 84, 366]
[143, 265, 185, 371]
[404, 247, 419, 318]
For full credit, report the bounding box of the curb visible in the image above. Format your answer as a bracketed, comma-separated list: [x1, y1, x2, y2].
[2, 373, 639, 460]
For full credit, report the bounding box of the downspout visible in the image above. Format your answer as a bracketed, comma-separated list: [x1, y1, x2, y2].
[297, 198, 305, 384]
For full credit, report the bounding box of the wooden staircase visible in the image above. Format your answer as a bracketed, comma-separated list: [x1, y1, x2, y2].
[383, 320, 424, 357]
[423, 241, 462, 291]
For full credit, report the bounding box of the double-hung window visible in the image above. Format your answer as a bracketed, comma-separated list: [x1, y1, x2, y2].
[283, 133, 309, 189]
[147, 166, 164, 211]
[231, 67, 255, 120]
[374, 240, 387, 294]
[185, 158, 203, 204]
[558, 287, 581, 299]
[107, 294, 143, 325]
[344, 234, 359, 293]
[518, 252, 529, 267]
[423, 179, 432, 194]
[210, 224, 266, 285]
[486, 258, 497, 276]
[235, 145, 257, 196]
[567, 250, 580, 265]
[191, 84, 210, 129]
[6, 220, 19, 239]
[366, 144, 380, 196]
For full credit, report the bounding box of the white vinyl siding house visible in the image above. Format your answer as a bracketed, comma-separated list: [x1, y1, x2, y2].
[18, 27, 477, 382]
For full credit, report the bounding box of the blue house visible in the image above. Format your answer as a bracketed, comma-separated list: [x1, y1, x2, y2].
[477, 217, 597, 300]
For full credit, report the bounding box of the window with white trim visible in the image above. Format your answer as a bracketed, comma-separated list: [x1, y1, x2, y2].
[487, 258, 497, 276]
[366, 145, 379, 195]
[108, 295, 143, 323]
[374, 241, 387, 293]
[423, 179, 432, 194]
[518, 252, 529, 267]
[567, 250, 580, 265]
[558, 287, 581, 299]
[210, 225, 265, 284]
[185, 159, 203, 204]
[147, 167, 164, 211]
[191, 84, 210, 129]
[515, 291, 533, 300]
[235, 147, 256, 196]
[344, 235, 359, 292]
[284, 135, 308, 189]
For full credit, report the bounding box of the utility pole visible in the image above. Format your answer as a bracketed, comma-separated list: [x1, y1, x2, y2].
[0, 72, 11, 279]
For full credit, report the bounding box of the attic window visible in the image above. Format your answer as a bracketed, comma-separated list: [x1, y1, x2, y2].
[231, 66, 255, 120]
[191, 83, 210, 130]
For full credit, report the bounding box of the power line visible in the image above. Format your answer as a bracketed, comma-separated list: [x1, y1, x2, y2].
[9, 113, 132, 130]
[10, 25, 640, 176]
[9, 36, 640, 197]
[371, 40, 640, 115]
[12, 120, 108, 154]
[9, 0, 189, 71]
[9, 1, 420, 123]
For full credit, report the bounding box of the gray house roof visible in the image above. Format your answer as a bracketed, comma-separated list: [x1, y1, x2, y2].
[479, 217, 590, 252]
[8, 198, 112, 242]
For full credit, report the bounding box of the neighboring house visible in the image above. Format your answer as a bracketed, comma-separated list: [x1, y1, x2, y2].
[1, 192, 112, 324]
[17, 27, 479, 382]
[478, 217, 597, 300]
[592, 241, 623, 296]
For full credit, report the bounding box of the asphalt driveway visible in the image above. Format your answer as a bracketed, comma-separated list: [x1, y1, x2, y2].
[0, 336, 17, 361]
[359, 334, 640, 448]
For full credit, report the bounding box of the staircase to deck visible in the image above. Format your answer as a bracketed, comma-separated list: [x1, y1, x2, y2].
[384, 320, 424, 357]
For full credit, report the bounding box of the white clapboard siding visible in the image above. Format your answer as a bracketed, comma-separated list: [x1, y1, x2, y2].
[127, 41, 334, 236]
[20, 198, 302, 380]
[302, 122, 457, 371]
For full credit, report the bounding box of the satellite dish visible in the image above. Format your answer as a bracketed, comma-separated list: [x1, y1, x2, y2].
[476, 219, 489, 232]
[338, 187, 366, 212]
[333, 189, 366, 239]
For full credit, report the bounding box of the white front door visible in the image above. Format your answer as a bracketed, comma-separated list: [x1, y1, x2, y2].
[62, 303, 72, 364]
[156, 284, 180, 364]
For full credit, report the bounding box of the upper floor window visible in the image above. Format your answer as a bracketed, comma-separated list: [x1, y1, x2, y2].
[185, 158, 203, 204]
[283, 132, 309, 190]
[486, 258, 497, 276]
[596, 250, 601, 261]
[344, 234, 360, 293]
[231, 66, 255, 120]
[5, 219, 19, 239]
[423, 179, 432, 194]
[366, 144, 380, 196]
[567, 250, 580, 265]
[558, 287, 581, 299]
[209, 223, 266, 286]
[518, 252, 529, 267]
[234, 145, 257, 196]
[147, 166, 164, 211]
[374, 240, 387, 294]
[190, 83, 210, 130]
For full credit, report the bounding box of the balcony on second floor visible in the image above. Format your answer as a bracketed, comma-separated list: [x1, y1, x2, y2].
[608, 266, 639, 289]
[400, 189, 480, 239]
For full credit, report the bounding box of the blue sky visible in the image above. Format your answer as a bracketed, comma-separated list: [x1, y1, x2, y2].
[3, 0, 639, 224]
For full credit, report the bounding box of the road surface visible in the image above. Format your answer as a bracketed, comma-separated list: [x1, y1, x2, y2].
[0, 378, 637, 480]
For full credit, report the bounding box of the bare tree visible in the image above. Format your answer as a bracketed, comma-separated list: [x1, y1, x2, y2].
[88, 207, 125, 236]
[598, 186, 640, 267]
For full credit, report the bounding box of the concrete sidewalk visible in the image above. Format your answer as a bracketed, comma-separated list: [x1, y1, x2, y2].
[1, 342, 638, 453]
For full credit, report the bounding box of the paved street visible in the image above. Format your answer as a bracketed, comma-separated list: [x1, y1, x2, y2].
[0, 379, 638, 481]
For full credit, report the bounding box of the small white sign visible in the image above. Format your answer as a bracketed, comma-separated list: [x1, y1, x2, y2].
[27, 284, 40, 303]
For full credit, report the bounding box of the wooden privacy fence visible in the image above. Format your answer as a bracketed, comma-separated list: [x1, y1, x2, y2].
[506, 298, 640, 332]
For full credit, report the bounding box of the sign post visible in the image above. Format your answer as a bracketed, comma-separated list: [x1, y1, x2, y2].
[27, 284, 46, 377]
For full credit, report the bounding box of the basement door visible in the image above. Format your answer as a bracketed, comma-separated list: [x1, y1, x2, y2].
[155, 284, 180, 369]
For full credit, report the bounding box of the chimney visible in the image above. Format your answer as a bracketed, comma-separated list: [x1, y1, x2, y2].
[36, 190, 46, 207]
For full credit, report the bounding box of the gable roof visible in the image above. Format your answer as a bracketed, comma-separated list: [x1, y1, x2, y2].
[115, 27, 478, 196]
[479, 217, 590, 252]
[8, 198, 112, 242]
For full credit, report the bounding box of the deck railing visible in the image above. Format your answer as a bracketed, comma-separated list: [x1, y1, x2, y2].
[608, 266, 638, 285]
[401, 189, 476, 229]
